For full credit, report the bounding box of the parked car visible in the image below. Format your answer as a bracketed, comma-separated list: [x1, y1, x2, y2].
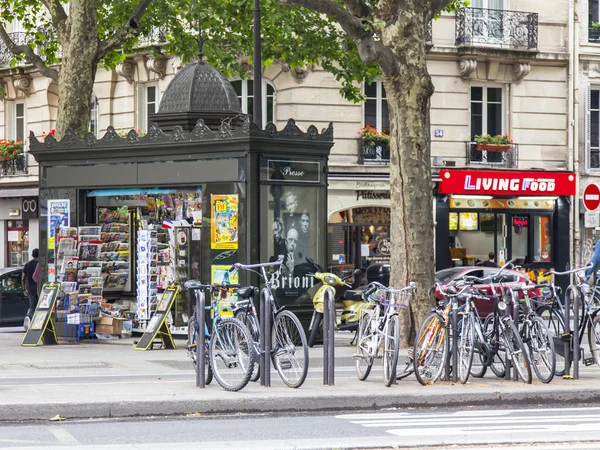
[434, 266, 534, 318]
[0, 267, 28, 327]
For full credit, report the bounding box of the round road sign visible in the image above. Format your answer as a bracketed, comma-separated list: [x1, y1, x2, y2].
[584, 183, 600, 211]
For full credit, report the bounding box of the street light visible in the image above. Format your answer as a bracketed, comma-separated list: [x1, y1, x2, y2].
[253, 0, 262, 129]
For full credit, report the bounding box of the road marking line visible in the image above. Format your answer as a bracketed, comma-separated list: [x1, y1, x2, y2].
[47, 426, 80, 445]
[352, 414, 600, 426]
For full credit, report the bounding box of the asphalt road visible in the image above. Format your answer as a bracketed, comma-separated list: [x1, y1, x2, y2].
[1, 406, 600, 449]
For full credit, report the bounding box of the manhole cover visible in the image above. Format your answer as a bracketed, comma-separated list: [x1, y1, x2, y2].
[149, 360, 194, 371]
[31, 362, 115, 370]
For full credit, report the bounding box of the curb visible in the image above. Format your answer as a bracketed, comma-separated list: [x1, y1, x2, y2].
[4, 386, 600, 422]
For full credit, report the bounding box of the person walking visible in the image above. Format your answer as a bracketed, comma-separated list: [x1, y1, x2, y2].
[22, 248, 39, 331]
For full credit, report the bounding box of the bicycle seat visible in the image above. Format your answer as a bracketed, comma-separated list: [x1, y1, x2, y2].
[238, 286, 257, 299]
[343, 290, 363, 301]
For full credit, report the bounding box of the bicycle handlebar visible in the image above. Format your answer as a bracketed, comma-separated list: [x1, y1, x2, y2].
[546, 264, 593, 276]
[184, 281, 241, 291]
[229, 256, 284, 272]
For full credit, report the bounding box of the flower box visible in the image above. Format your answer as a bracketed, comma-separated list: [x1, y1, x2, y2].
[476, 143, 511, 152]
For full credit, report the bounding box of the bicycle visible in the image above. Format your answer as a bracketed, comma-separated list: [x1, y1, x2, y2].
[509, 283, 556, 383]
[536, 265, 600, 376]
[354, 282, 415, 387]
[184, 281, 256, 392]
[230, 259, 309, 388]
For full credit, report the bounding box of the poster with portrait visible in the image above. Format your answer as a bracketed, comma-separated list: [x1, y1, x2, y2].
[211, 265, 240, 303]
[48, 200, 70, 250]
[210, 195, 239, 250]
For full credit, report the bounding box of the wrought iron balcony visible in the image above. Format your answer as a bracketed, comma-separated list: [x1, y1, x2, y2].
[136, 27, 168, 48]
[358, 139, 390, 165]
[455, 8, 538, 50]
[466, 141, 518, 168]
[0, 32, 27, 67]
[426, 21, 432, 45]
[0, 153, 28, 176]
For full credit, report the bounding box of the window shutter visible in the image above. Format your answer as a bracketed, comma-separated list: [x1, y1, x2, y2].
[135, 83, 145, 132]
[586, 84, 592, 171]
[5, 100, 14, 140]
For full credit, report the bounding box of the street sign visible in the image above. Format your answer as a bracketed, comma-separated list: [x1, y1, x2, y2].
[584, 183, 600, 211]
[585, 211, 600, 228]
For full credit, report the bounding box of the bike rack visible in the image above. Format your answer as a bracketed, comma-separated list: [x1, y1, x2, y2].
[442, 303, 458, 383]
[260, 287, 272, 387]
[193, 289, 206, 389]
[323, 287, 335, 386]
[573, 287, 581, 380]
[563, 285, 575, 379]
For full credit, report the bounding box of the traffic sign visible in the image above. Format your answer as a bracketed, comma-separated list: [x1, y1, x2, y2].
[583, 183, 600, 211]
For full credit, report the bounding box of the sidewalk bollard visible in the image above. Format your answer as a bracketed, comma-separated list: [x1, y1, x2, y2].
[451, 301, 458, 383]
[194, 289, 205, 388]
[260, 288, 272, 387]
[564, 286, 573, 378]
[323, 287, 335, 386]
[573, 287, 580, 380]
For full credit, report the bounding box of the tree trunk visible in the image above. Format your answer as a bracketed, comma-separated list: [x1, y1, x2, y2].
[379, 6, 436, 345]
[55, 0, 100, 138]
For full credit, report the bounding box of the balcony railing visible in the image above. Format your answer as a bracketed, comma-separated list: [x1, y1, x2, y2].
[358, 140, 390, 165]
[0, 32, 27, 67]
[0, 154, 28, 176]
[466, 142, 518, 168]
[455, 8, 538, 50]
[426, 21, 432, 45]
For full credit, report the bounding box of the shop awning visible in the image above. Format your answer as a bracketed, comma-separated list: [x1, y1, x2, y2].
[0, 187, 39, 198]
[87, 187, 200, 197]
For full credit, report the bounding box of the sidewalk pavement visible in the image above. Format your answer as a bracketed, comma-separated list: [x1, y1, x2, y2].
[1, 330, 600, 421]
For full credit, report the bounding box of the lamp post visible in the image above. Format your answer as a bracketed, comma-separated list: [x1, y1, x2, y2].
[253, 0, 262, 129]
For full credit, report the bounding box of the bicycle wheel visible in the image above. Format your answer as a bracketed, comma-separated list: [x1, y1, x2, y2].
[187, 311, 212, 385]
[235, 309, 261, 382]
[414, 312, 448, 386]
[458, 311, 475, 384]
[470, 321, 488, 378]
[383, 314, 400, 387]
[483, 314, 506, 378]
[537, 305, 566, 376]
[527, 316, 556, 383]
[272, 310, 309, 388]
[209, 317, 256, 392]
[355, 310, 374, 381]
[501, 320, 532, 384]
[588, 312, 600, 368]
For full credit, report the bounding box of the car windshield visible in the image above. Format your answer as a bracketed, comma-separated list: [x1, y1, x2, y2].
[435, 268, 463, 284]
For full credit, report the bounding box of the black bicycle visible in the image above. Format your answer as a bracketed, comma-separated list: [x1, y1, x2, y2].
[230, 260, 309, 388]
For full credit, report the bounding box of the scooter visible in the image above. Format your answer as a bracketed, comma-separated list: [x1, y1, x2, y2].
[306, 257, 374, 347]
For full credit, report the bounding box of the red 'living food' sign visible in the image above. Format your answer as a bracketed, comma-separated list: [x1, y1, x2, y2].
[583, 183, 600, 211]
[439, 170, 577, 197]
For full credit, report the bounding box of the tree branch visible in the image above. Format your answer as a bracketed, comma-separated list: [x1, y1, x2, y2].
[281, 0, 397, 75]
[341, 0, 371, 19]
[430, 0, 456, 19]
[0, 25, 59, 82]
[41, 0, 69, 41]
[97, 0, 154, 59]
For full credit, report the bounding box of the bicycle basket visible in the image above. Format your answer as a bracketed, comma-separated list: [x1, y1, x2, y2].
[381, 289, 412, 310]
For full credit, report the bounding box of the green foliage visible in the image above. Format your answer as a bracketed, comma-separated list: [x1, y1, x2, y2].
[0, 0, 466, 103]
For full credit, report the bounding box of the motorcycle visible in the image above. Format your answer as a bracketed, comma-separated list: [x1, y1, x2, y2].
[306, 257, 374, 347]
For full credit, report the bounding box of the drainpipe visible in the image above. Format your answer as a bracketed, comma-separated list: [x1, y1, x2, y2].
[574, 0, 582, 268]
[568, 0, 578, 270]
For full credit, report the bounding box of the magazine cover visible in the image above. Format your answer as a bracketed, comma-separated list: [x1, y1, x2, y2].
[30, 311, 48, 330]
[79, 243, 101, 261]
[210, 194, 239, 250]
[211, 265, 239, 302]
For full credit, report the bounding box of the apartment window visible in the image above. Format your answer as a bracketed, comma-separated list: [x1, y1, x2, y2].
[364, 81, 389, 133]
[136, 84, 160, 132]
[15, 103, 25, 142]
[471, 0, 503, 9]
[470, 86, 503, 139]
[590, 0, 600, 42]
[231, 79, 275, 125]
[590, 89, 600, 169]
[89, 94, 99, 136]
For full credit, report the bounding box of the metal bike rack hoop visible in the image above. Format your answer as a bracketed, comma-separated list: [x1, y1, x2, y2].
[323, 287, 335, 386]
[260, 287, 272, 387]
[195, 289, 206, 388]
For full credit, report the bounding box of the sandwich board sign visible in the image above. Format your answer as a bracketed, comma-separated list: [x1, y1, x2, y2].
[134, 285, 180, 350]
[22, 283, 61, 346]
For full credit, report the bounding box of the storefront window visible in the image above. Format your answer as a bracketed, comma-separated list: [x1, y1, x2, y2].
[7, 220, 28, 267]
[533, 215, 552, 262]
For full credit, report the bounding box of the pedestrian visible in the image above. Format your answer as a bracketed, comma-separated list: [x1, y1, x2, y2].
[585, 240, 600, 281]
[482, 252, 499, 268]
[22, 248, 39, 331]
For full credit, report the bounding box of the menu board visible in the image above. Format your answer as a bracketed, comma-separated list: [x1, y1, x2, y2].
[459, 212, 479, 231]
[22, 283, 60, 346]
[448, 212, 458, 231]
[134, 285, 180, 351]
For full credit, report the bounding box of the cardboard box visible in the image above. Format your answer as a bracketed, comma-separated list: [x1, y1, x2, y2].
[95, 316, 123, 335]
